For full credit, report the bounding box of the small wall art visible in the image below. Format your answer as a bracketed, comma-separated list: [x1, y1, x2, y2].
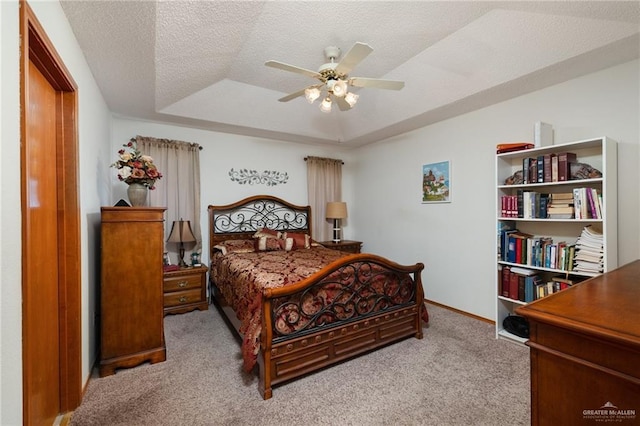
[228, 168, 289, 186]
[422, 160, 451, 203]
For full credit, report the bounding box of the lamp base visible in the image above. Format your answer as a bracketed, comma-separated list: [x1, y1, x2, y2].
[332, 219, 341, 243]
[177, 246, 188, 268]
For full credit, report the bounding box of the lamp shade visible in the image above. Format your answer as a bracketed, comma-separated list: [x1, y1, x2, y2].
[326, 202, 347, 219]
[167, 219, 196, 243]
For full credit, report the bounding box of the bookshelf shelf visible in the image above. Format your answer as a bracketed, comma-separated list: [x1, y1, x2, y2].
[497, 329, 528, 345]
[497, 261, 599, 278]
[498, 217, 603, 223]
[497, 177, 603, 190]
[497, 295, 527, 306]
[495, 137, 618, 344]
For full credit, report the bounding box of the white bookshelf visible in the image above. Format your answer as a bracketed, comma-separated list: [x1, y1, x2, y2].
[495, 137, 617, 343]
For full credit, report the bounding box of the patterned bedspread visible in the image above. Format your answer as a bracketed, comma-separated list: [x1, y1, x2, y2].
[210, 245, 349, 372]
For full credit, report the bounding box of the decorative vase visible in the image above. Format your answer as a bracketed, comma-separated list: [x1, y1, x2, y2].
[127, 183, 148, 207]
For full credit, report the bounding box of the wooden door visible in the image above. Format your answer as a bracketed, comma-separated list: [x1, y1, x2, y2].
[21, 2, 81, 424]
[23, 59, 61, 426]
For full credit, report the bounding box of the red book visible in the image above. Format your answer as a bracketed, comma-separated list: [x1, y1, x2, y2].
[496, 142, 535, 154]
[163, 264, 180, 272]
[509, 271, 519, 300]
[501, 266, 511, 297]
[557, 152, 577, 181]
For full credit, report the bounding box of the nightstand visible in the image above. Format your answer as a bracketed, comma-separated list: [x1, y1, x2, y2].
[163, 265, 209, 315]
[319, 240, 362, 254]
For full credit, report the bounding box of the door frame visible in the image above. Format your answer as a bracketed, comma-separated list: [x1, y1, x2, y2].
[20, 0, 82, 420]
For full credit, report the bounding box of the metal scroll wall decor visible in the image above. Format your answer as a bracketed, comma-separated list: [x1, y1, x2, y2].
[228, 168, 289, 186]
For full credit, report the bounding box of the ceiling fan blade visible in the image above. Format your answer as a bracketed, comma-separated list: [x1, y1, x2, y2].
[334, 42, 373, 75]
[278, 88, 308, 102]
[335, 96, 352, 111]
[265, 60, 321, 79]
[349, 77, 405, 90]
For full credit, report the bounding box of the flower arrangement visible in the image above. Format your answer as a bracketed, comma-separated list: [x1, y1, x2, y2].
[111, 138, 163, 189]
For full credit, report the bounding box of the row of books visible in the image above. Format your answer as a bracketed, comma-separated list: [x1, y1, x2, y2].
[500, 188, 602, 219]
[573, 187, 603, 219]
[499, 266, 584, 303]
[500, 230, 576, 271]
[521, 152, 576, 184]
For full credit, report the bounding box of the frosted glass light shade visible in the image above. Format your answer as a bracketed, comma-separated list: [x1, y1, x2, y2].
[329, 79, 348, 97]
[304, 87, 320, 103]
[320, 97, 332, 113]
[345, 92, 359, 107]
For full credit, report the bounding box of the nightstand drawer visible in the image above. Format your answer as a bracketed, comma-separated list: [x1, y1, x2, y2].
[163, 274, 201, 292]
[164, 289, 201, 308]
[163, 265, 208, 315]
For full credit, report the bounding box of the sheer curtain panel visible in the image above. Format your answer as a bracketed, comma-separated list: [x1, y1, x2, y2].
[137, 135, 202, 260]
[306, 156, 343, 241]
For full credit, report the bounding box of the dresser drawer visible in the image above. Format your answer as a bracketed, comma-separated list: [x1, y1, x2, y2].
[164, 289, 202, 308]
[163, 274, 201, 292]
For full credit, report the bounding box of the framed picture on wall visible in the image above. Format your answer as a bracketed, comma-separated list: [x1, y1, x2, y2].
[422, 160, 451, 203]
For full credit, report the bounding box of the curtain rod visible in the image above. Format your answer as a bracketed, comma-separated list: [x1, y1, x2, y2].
[304, 156, 344, 165]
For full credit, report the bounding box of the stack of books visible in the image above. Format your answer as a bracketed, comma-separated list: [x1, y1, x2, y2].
[573, 225, 604, 273]
[547, 192, 574, 219]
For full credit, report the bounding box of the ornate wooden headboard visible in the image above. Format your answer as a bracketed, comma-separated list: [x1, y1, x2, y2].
[208, 195, 312, 249]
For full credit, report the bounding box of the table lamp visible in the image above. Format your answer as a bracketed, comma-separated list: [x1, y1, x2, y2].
[167, 219, 196, 267]
[326, 201, 347, 243]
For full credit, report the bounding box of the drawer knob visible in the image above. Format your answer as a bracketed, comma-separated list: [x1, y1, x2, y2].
[179, 296, 188, 303]
[178, 281, 188, 288]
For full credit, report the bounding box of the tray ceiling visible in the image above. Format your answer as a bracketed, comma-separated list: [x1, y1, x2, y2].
[60, 1, 640, 147]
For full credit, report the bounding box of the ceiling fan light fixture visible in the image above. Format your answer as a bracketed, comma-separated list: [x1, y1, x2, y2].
[266, 42, 404, 112]
[304, 87, 320, 104]
[328, 79, 348, 97]
[345, 92, 359, 107]
[320, 97, 332, 113]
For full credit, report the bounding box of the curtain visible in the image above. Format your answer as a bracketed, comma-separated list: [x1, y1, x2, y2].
[306, 156, 343, 241]
[136, 135, 202, 261]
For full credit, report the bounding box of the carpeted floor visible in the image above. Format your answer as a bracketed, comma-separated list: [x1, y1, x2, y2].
[70, 303, 530, 425]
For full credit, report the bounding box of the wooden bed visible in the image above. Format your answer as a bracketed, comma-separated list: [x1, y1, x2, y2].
[208, 195, 427, 399]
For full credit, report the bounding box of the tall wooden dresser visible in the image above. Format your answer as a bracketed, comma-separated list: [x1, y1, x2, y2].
[99, 207, 167, 376]
[516, 260, 640, 425]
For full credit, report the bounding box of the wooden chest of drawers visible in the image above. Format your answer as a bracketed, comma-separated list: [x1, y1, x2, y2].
[100, 207, 166, 376]
[163, 265, 208, 315]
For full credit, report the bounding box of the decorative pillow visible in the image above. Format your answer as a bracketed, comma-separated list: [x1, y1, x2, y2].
[253, 227, 282, 239]
[283, 232, 311, 249]
[279, 237, 296, 252]
[256, 236, 282, 251]
[213, 239, 256, 255]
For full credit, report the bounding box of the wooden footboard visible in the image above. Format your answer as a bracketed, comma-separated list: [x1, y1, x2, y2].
[258, 253, 424, 399]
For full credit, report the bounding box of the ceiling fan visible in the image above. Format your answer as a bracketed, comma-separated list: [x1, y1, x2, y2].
[265, 42, 404, 113]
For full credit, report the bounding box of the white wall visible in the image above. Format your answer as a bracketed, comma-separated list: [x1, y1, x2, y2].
[111, 118, 354, 265]
[352, 60, 640, 320]
[1, 1, 112, 424]
[0, 2, 23, 423]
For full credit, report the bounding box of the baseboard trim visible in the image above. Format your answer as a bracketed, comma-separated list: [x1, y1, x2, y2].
[425, 299, 495, 325]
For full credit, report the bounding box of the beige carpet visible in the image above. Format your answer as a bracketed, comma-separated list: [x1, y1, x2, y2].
[70, 303, 530, 425]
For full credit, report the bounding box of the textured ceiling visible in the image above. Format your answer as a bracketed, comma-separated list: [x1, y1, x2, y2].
[60, 1, 640, 148]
